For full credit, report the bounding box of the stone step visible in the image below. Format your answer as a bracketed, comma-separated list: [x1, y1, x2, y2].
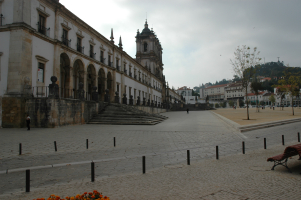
[88, 121, 160, 125]
[89, 103, 167, 125]
[89, 118, 163, 122]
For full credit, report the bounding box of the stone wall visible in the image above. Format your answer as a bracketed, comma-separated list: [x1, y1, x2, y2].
[2, 96, 101, 128]
[136, 105, 166, 114]
[25, 98, 98, 128]
[2, 97, 27, 128]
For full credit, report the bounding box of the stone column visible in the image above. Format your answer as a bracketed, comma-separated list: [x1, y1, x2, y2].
[7, 29, 32, 95]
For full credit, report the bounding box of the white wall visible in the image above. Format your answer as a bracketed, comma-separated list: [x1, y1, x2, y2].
[1, 0, 14, 25]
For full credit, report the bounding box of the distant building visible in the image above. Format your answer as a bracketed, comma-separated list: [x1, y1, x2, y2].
[176, 86, 195, 104]
[204, 84, 227, 101]
[224, 82, 247, 101]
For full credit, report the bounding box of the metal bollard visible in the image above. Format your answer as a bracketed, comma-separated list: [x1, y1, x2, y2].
[264, 138, 267, 149]
[54, 141, 57, 152]
[114, 137, 116, 147]
[142, 156, 146, 174]
[242, 141, 245, 154]
[26, 169, 30, 192]
[86, 139, 88, 149]
[216, 146, 219, 160]
[187, 150, 190, 165]
[19, 143, 22, 155]
[91, 162, 95, 182]
[298, 132, 300, 142]
[282, 135, 285, 145]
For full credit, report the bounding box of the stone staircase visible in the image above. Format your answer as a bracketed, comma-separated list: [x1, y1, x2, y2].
[88, 103, 168, 125]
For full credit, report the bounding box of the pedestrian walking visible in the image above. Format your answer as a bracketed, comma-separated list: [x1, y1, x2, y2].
[26, 115, 30, 130]
[187, 108, 189, 114]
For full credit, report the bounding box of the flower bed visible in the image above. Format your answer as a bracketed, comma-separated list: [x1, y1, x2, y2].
[34, 190, 110, 200]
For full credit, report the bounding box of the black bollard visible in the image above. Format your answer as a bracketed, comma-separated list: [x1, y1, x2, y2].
[54, 141, 57, 152]
[142, 156, 146, 174]
[264, 138, 267, 149]
[298, 132, 300, 142]
[242, 141, 245, 154]
[86, 139, 88, 149]
[187, 150, 190, 165]
[216, 146, 219, 160]
[91, 162, 95, 182]
[282, 135, 285, 145]
[114, 137, 116, 147]
[19, 143, 22, 155]
[26, 169, 30, 192]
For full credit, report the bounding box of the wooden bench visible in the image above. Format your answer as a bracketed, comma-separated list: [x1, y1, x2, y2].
[267, 143, 301, 172]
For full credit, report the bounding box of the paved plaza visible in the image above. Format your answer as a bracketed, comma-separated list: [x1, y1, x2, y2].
[213, 107, 301, 126]
[1, 110, 301, 199]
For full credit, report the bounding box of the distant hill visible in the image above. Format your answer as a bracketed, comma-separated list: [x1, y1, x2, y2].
[193, 61, 301, 93]
[255, 61, 286, 77]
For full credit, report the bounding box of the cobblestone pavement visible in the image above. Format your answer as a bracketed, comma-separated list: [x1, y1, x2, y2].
[1, 110, 301, 198]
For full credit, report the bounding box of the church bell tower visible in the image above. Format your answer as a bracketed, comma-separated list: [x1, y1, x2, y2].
[135, 20, 164, 78]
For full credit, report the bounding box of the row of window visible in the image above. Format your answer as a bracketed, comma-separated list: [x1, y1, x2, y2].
[35, 9, 161, 85]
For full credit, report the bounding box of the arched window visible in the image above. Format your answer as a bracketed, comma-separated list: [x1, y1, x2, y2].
[144, 42, 148, 52]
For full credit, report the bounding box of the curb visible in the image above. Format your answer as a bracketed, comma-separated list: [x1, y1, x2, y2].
[211, 111, 301, 133]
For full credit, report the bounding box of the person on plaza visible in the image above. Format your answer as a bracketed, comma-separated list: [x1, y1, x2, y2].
[26, 115, 30, 130]
[187, 108, 189, 114]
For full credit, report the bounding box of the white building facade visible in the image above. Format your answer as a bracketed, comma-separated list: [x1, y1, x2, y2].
[204, 84, 227, 101]
[0, 0, 167, 127]
[176, 86, 195, 104]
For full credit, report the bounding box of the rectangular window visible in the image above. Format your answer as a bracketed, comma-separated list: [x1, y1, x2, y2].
[38, 63, 45, 83]
[77, 37, 82, 52]
[62, 29, 68, 46]
[117, 84, 119, 92]
[90, 45, 94, 58]
[38, 15, 46, 35]
[108, 55, 111, 66]
[62, 29, 68, 40]
[100, 51, 104, 63]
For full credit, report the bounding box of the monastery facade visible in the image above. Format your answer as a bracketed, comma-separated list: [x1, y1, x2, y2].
[0, 0, 171, 127]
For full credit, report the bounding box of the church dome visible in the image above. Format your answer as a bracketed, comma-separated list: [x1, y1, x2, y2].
[140, 20, 154, 36]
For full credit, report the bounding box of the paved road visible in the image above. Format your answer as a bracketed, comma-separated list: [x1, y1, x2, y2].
[1, 110, 301, 196]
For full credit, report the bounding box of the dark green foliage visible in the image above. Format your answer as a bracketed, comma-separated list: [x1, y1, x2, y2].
[192, 89, 200, 97]
[239, 99, 244, 107]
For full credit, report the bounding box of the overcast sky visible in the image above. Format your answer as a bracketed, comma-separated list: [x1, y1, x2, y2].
[60, 0, 301, 89]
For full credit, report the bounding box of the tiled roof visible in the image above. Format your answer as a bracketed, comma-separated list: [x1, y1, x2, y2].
[205, 84, 228, 89]
[263, 93, 274, 96]
[177, 86, 192, 90]
[247, 91, 265, 96]
[226, 82, 242, 87]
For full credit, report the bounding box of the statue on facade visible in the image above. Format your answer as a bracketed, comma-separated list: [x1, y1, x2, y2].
[49, 76, 59, 99]
[122, 93, 127, 104]
[104, 89, 110, 103]
[115, 91, 120, 103]
[91, 86, 98, 101]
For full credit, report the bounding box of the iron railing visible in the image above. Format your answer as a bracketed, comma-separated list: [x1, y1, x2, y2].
[77, 43, 84, 53]
[90, 51, 95, 59]
[61, 37, 71, 47]
[32, 86, 93, 101]
[37, 23, 50, 36]
[100, 57, 106, 64]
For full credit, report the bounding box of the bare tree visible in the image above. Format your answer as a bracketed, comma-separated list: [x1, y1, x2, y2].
[230, 45, 261, 120]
